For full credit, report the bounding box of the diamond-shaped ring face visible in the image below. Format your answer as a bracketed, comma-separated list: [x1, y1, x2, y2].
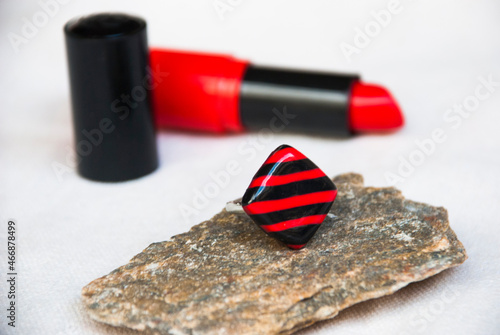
[242, 145, 337, 249]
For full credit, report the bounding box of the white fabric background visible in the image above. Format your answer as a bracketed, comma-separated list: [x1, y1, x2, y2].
[1, 0, 499, 334]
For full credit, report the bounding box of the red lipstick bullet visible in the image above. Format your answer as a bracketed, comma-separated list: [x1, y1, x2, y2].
[150, 48, 404, 136]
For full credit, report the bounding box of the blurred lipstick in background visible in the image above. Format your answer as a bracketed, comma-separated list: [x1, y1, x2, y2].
[150, 48, 404, 136]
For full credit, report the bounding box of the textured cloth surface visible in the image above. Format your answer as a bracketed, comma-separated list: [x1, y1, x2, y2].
[0, 1, 499, 335]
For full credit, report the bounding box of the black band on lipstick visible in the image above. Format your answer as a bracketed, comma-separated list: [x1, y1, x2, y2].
[239, 65, 359, 136]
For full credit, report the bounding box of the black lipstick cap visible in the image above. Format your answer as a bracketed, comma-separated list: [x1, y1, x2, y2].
[64, 13, 158, 182]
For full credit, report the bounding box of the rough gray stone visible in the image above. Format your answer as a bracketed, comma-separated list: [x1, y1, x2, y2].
[82, 173, 467, 335]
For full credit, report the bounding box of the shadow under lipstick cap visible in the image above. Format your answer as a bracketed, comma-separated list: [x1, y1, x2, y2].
[64, 13, 158, 182]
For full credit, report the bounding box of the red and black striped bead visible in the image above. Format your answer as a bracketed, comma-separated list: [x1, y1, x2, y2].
[242, 145, 337, 249]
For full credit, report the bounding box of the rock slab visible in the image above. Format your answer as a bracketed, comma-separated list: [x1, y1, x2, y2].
[82, 173, 467, 335]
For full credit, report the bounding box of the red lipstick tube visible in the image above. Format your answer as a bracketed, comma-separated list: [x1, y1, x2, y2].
[150, 48, 404, 136]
